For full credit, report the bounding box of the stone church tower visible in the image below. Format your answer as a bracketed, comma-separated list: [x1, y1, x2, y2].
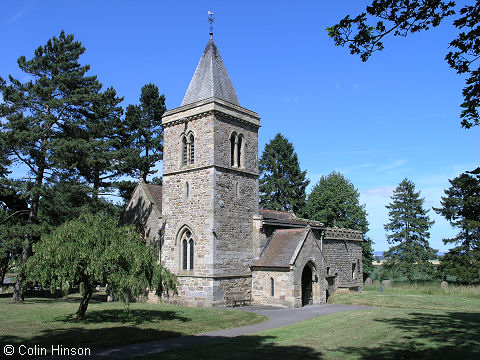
[124, 30, 364, 308]
[160, 36, 261, 306]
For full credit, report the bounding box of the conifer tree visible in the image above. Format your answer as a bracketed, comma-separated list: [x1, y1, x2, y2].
[383, 178, 437, 281]
[259, 133, 309, 216]
[305, 171, 374, 278]
[124, 84, 166, 183]
[55, 87, 126, 205]
[434, 170, 480, 283]
[0, 31, 110, 301]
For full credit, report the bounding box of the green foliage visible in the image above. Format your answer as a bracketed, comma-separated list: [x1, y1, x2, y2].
[305, 171, 374, 277]
[383, 178, 437, 281]
[328, 1, 479, 128]
[305, 172, 368, 231]
[26, 212, 177, 318]
[55, 86, 126, 201]
[0, 30, 114, 300]
[259, 133, 309, 216]
[124, 83, 166, 182]
[434, 170, 480, 283]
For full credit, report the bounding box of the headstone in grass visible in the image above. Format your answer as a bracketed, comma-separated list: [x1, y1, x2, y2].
[382, 280, 392, 288]
[441, 281, 449, 290]
[364, 277, 373, 287]
[373, 280, 381, 287]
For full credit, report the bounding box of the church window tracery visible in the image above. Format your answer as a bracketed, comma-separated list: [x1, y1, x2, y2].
[180, 229, 194, 272]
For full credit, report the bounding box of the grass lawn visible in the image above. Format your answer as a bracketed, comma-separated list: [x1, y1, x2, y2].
[140, 284, 480, 360]
[0, 293, 266, 356]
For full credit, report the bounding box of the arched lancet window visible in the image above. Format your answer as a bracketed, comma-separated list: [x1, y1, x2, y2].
[182, 136, 187, 166]
[230, 132, 237, 166]
[185, 181, 189, 198]
[189, 134, 195, 165]
[237, 135, 242, 168]
[180, 229, 194, 271]
[182, 239, 188, 270]
[270, 277, 275, 297]
[189, 239, 194, 270]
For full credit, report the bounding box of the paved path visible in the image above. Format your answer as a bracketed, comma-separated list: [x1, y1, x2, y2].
[93, 304, 370, 359]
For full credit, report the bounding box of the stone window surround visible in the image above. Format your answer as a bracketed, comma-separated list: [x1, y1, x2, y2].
[178, 226, 196, 274]
[180, 131, 196, 167]
[229, 131, 245, 169]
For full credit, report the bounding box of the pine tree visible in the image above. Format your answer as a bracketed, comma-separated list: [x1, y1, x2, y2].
[434, 171, 480, 283]
[124, 83, 166, 182]
[305, 171, 374, 278]
[0, 31, 109, 301]
[259, 133, 309, 216]
[383, 178, 437, 281]
[55, 86, 127, 205]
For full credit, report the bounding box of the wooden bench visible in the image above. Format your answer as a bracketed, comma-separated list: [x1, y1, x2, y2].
[225, 293, 252, 307]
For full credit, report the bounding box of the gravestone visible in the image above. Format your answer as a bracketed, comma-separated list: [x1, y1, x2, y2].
[382, 280, 392, 288]
[364, 277, 373, 287]
[441, 281, 448, 290]
[373, 280, 381, 287]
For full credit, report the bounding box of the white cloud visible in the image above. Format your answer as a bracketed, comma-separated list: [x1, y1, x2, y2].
[5, 2, 33, 25]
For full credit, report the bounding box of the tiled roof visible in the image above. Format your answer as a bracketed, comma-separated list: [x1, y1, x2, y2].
[145, 184, 162, 213]
[181, 38, 240, 106]
[252, 228, 307, 268]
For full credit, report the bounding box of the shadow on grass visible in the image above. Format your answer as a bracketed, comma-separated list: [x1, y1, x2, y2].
[337, 311, 480, 360]
[58, 309, 190, 325]
[1, 327, 184, 359]
[104, 334, 325, 360]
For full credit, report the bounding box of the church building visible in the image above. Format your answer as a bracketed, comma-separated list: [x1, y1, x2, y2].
[123, 31, 363, 307]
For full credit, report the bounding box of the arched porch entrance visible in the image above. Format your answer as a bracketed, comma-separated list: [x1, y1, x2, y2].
[301, 263, 313, 306]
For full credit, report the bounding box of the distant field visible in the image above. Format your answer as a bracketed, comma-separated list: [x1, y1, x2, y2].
[140, 283, 480, 360]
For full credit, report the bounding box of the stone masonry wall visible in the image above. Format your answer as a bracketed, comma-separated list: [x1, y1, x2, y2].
[122, 184, 162, 246]
[252, 230, 327, 307]
[163, 114, 215, 174]
[162, 168, 214, 276]
[290, 230, 327, 307]
[322, 239, 363, 290]
[214, 114, 259, 174]
[251, 270, 295, 307]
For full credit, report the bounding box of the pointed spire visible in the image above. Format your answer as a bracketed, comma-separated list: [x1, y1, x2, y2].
[181, 26, 240, 106]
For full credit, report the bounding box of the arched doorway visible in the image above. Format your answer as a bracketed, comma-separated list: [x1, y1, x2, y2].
[302, 264, 313, 306]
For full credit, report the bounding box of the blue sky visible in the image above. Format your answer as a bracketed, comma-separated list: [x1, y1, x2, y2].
[1, 1, 478, 252]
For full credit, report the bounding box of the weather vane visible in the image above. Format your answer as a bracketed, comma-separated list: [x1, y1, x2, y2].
[208, 11, 214, 38]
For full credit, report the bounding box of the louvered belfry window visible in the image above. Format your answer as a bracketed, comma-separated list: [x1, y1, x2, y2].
[182, 136, 187, 166]
[189, 134, 195, 165]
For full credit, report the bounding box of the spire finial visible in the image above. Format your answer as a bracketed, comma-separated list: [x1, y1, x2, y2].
[208, 11, 214, 39]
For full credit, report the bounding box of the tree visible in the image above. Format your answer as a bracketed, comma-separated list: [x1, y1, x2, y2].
[124, 84, 166, 183]
[305, 171, 374, 278]
[0, 179, 29, 285]
[383, 178, 437, 281]
[26, 212, 177, 318]
[259, 133, 310, 216]
[327, 1, 479, 128]
[55, 87, 128, 205]
[0, 31, 113, 301]
[434, 171, 480, 282]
